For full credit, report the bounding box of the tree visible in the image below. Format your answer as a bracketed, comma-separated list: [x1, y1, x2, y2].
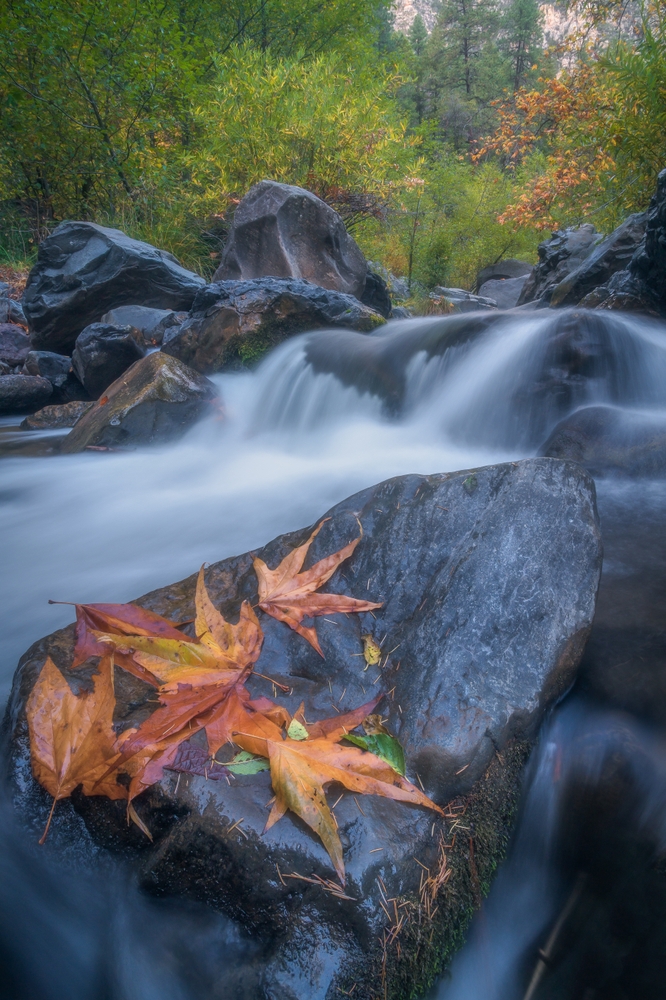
[501, 0, 544, 91]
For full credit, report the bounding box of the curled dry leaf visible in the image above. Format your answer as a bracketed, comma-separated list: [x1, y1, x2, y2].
[253, 520, 383, 655]
[26, 655, 127, 843]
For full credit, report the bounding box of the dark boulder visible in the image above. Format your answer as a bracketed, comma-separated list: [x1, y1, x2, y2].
[162, 277, 385, 374]
[6, 458, 602, 998]
[477, 275, 528, 309]
[628, 167, 666, 314]
[430, 287, 498, 312]
[550, 213, 647, 308]
[518, 224, 601, 305]
[212, 180, 368, 299]
[0, 324, 31, 366]
[360, 268, 392, 318]
[540, 405, 666, 478]
[72, 323, 145, 399]
[23, 222, 205, 354]
[20, 400, 94, 431]
[100, 305, 186, 347]
[61, 352, 219, 452]
[23, 351, 89, 404]
[0, 375, 52, 415]
[476, 259, 533, 288]
[0, 282, 26, 326]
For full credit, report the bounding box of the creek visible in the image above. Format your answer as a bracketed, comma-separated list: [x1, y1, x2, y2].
[1, 308, 665, 999]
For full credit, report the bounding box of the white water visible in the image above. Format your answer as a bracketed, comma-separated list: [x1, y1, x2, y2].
[4, 309, 666, 693]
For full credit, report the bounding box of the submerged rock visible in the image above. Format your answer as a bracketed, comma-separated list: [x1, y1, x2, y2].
[0, 374, 52, 415]
[540, 405, 666, 478]
[72, 323, 145, 398]
[6, 458, 602, 998]
[213, 180, 368, 300]
[20, 400, 94, 431]
[61, 352, 219, 452]
[162, 277, 385, 374]
[23, 222, 205, 354]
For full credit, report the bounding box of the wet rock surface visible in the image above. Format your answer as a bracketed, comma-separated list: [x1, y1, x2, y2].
[518, 224, 601, 306]
[430, 287, 498, 312]
[6, 458, 602, 999]
[360, 268, 392, 318]
[22, 350, 89, 404]
[163, 277, 385, 374]
[476, 260, 533, 288]
[101, 304, 186, 347]
[540, 405, 666, 478]
[23, 222, 205, 354]
[549, 213, 647, 308]
[72, 322, 145, 398]
[213, 180, 368, 300]
[0, 282, 26, 326]
[20, 399, 94, 431]
[0, 324, 31, 367]
[61, 351, 219, 452]
[0, 374, 53, 415]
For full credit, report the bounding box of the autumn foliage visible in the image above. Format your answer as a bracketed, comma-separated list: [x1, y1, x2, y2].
[27, 525, 441, 882]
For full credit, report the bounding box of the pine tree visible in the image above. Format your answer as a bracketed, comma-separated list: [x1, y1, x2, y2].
[501, 0, 543, 91]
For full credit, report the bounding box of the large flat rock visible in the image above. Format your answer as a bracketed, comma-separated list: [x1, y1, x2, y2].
[6, 458, 602, 999]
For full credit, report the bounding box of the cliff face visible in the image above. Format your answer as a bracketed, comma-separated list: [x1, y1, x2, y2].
[392, 0, 438, 32]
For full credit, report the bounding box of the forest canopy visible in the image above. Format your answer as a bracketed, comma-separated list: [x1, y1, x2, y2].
[1, 0, 664, 291]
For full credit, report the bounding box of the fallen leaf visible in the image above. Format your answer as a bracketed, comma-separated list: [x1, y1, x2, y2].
[253, 521, 382, 655]
[287, 718, 309, 741]
[363, 713, 390, 736]
[362, 634, 381, 667]
[223, 750, 271, 775]
[342, 733, 406, 776]
[26, 655, 127, 843]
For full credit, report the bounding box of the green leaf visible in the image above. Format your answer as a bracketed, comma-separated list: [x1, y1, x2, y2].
[225, 750, 270, 774]
[287, 718, 309, 741]
[342, 733, 406, 776]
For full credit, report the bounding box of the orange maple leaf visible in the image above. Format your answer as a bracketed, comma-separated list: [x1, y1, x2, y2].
[26, 654, 127, 843]
[253, 520, 382, 655]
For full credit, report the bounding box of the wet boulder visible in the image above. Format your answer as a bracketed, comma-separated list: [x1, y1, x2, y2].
[0, 324, 31, 367]
[23, 351, 89, 404]
[162, 277, 385, 374]
[518, 224, 601, 306]
[550, 213, 647, 308]
[23, 222, 205, 354]
[360, 267, 392, 318]
[213, 180, 368, 300]
[100, 305, 186, 347]
[0, 374, 52, 415]
[72, 323, 145, 398]
[540, 405, 666, 478]
[0, 282, 26, 326]
[6, 458, 602, 998]
[478, 275, 528, 309]
[61, 352, 219, 452]
[20, 400, 94, 431]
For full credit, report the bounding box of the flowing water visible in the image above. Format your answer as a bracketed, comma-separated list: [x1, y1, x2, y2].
[2, 307, 666, 998]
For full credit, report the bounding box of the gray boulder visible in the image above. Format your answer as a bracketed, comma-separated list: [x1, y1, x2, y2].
[0, 324, 31, 367]
[476, 259, 533, 288]
[0, 375, 52, 415]
[550, 213, 647, 308]
[540, 405, 666, 477]
[23, 222, 205, 354]
[629, 167, 666, 314]
[61, 352, 219, 452]
[518, 224, 601, 305]
[360, 268, 392, 318]
[213, 180, 368, 299]
[20, 399, 94, 431]
[478, 275, 529, 309]
[100, 305, 186, 347]
[162, 277, 385, 374]
[430, 287, 498, 312]
[23, 351, 89, 404]
[72, 323, 145, 399]
[6, 458, 601, 998]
